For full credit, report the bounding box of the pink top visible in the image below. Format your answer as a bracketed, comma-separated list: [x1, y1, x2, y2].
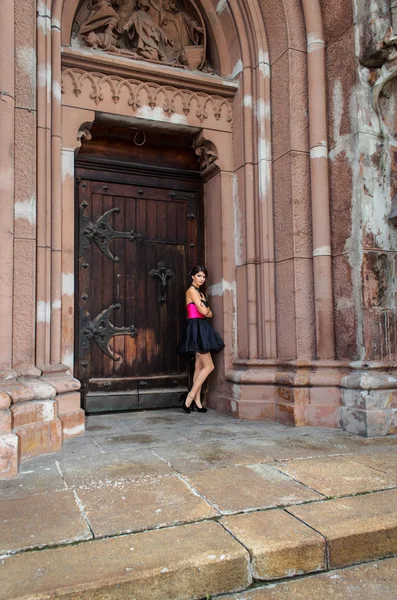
[186, 303, 205, 319]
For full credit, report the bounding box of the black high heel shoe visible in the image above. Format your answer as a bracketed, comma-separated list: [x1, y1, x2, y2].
[181, 393, 192, 414]
[192, 401, 207, 413]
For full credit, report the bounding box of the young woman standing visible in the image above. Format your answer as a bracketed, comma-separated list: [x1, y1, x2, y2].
[177, 266, 224, 413]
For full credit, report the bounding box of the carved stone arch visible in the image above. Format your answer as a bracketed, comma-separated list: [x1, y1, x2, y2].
[60, 0, 236, 76]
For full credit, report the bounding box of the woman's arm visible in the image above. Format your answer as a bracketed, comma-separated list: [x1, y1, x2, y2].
[186, 289, 212, 317]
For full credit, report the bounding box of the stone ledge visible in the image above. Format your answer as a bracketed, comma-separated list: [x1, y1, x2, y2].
[287, 489, 397, 568]
[0, 521, 250, 600]
[221, 510, 326, 580]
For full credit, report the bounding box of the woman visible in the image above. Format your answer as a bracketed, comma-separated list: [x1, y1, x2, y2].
[177, 266, 224, 413]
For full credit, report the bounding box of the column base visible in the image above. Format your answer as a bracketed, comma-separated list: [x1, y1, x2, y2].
[0, 365, 84, 478]
[208, 361, 397, 436]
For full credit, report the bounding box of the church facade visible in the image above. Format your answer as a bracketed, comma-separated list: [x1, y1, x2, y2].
[1, 0, 397, 477]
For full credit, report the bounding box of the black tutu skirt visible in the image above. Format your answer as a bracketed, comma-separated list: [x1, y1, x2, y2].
[177, 318, 225, 355]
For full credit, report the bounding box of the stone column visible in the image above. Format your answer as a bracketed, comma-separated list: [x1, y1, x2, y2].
[0, 0, 15, 371]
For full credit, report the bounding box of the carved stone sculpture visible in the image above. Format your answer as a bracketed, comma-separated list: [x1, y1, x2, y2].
[73, 0, 209, 71]
[194, 139, 218, 172]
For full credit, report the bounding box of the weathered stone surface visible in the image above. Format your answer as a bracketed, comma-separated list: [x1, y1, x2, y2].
[154, 439, 269, 473]
[0, 391, 10, 411]
[0, 434, 18, 479]
[60, 410, 85, 439]
[0, 410, 11, 434]
[186, 465, 322, 514]
[76, 473, 217, 537]
[288, 489, 397, 567]
[93, 427, 191, 452]
[0, 521, 250, 600]
[60, 448, 173, 488]
[222, 509, 326, 580]
[15, 418, 62, 459]
[351, 448, 397, 477]
[0, 462, 65, 500]
[276, 455, 397, 496]
[0, 490, 92, 554]
[222, 556, 397, 599]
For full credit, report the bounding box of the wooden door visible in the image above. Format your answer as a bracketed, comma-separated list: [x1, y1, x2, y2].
[75, 166, 202, 412]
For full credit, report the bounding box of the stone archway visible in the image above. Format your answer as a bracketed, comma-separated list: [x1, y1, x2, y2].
[44, 0, 335, 424]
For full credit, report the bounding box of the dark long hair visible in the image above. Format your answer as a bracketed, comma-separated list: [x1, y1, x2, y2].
[188, 265, 208, 289]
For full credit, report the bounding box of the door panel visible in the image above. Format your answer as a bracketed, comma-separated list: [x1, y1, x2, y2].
[76, 167, 201, 412]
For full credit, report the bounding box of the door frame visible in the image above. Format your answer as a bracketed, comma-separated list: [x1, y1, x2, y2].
[74, 152, 204, 411]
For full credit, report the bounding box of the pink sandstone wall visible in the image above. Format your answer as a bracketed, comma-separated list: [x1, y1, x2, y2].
[2, 0, 397, 477]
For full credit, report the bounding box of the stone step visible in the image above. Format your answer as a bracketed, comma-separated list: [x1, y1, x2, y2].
[0, 521, 251, 600]
[2, 490, 397, 599]
[222, 555, 397, 600]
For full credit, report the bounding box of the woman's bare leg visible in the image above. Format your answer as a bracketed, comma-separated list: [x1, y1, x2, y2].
[192, 354, 204, 407]
[186, 353, 214, 407]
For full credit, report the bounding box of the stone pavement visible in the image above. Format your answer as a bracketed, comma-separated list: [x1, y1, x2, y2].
[1, 408, 397, 599]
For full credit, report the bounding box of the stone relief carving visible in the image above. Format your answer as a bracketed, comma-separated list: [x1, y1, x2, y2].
[194, 139, 218, 171]
[61, 67, 233, 124]
[73, 0, 211, 72]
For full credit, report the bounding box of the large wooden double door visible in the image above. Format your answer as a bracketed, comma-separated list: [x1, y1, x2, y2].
[75, 164, 202, 412]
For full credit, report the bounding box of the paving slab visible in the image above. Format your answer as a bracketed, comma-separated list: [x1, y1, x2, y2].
[221, 509, 326, 580]
[287, 489, 397, 568]
[186, 465, 323, 514]
[92, 427, 191, 453]
[0, 521, 250, 600]
[241, 435, 360, 461]
[276, 456, 397, 496]
[0, 490, 92, 554]
[350, 448, 397, 477]
[85, 416, 132, 437]
[118, 410, 203, 431]
[153, 440, 271, 474]
[77, 473, 218, 536]
[222, 556, 397, 600]
[0, 462, 65, 500]
[60, 448, 173, 488]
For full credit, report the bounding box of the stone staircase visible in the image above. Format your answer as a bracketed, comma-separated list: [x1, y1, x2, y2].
[1, 410, 397, 598]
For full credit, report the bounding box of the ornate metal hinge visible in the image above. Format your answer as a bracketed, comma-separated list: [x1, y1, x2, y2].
[80, 206, 143, 262]
[80, 303, 137, 361]
[149, 261, 174, 304]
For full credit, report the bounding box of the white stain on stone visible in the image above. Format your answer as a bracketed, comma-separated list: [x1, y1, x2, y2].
[52, 18, 61, 30]
[313, 245, 331, 257]
[15, 195, 36, 225]
[62, 151, 74, 182]
[258, 49, 269, 65]
[231, 60, 243, 79]
[37, 1, 51, 17]
[62, 351, 74, 372]
[243, 95, 253, 108]
[258, 159, 271, 202]
[258, 62, 270, 79]
[310, 146, 328, 159]
[136, 105, 187, 125]
[233, 172, 243, 266]
[52, 299, 61, 311]
[333, 80, 343, 143]
[53, 80, 62, 103]
[307, 34, 324, 51]
[36, 400, 56, 421]
[208, 279, 236, 297]
[64, 423, 85, 436]
[62, 273, 74, 296]
[216, 0, 228, 14]
[37, 301, 51, 323]
[38, 62, 51, 90]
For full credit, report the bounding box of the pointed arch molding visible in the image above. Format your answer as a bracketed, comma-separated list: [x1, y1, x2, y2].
[40, 0, 333, 375]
